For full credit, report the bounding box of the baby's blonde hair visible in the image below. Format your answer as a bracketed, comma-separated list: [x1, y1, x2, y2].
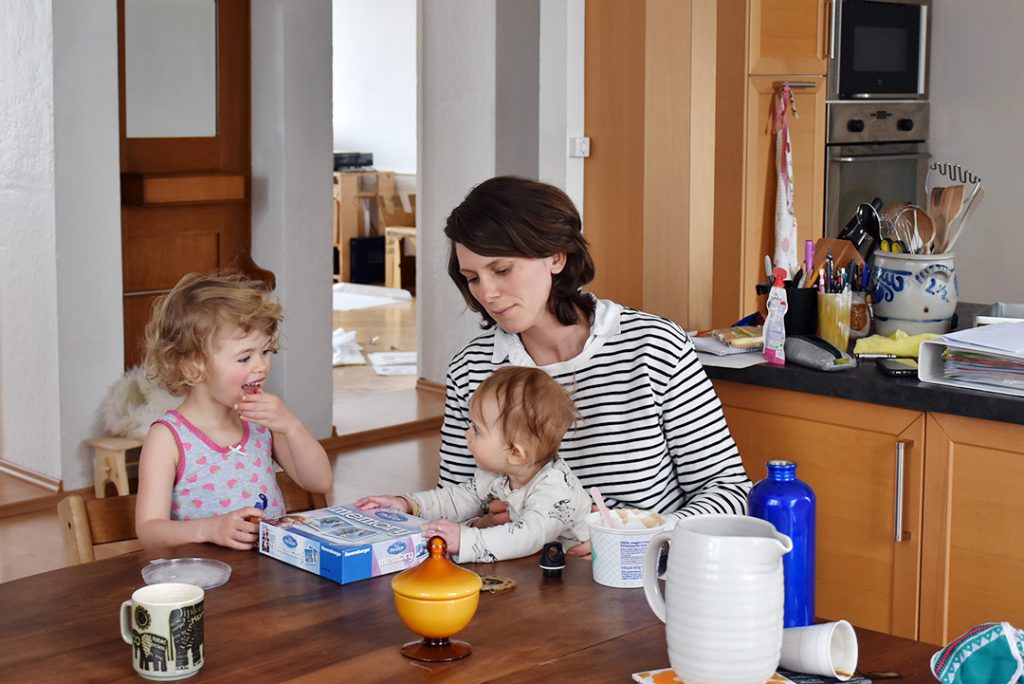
[470, 366, 577, 464]
[144, 272, 282, 395]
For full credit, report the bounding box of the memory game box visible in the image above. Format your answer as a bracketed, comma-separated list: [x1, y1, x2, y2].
[259, 504, 428, 585]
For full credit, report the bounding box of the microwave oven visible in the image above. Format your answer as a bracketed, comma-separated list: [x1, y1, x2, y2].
[827, 0, 929, 101]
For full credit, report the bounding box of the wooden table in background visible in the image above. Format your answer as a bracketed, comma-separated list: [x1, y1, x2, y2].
[0, 544, 939, 682]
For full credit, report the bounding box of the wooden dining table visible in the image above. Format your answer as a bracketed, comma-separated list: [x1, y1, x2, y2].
[0, 543, 940, 682]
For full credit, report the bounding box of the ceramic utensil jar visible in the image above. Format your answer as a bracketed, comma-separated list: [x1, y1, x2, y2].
[643, 515, 793, 684]
[870, 251, 958, 335]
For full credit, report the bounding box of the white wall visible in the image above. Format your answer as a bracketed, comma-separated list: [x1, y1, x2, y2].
[417, 1, 498, 384]
[539, 0, 585, 215]
[53, 0, 124, 489]
[252, 0, 335, 440]
[0, 1, 122, 489]
[417, 0, 585, 384]
[930, 0, 1023, 304]
[332, 0, 417, 174]
[496, 0, 540, 178]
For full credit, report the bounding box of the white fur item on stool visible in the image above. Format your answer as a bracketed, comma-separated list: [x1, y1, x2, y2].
[99, 366, 181, 440]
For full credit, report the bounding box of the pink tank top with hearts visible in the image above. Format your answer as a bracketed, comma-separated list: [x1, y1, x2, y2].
[155, 410, 286, 521]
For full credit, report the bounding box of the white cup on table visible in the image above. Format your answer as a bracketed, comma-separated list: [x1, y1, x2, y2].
[587, 510, 666, 588]
[120, 582, 205, 680]
[779, 619, 859, 680]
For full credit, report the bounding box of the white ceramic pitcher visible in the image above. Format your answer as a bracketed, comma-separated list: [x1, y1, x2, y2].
[643, 515, 793, 684]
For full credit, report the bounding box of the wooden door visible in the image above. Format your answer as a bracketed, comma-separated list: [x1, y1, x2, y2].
[715, 382, 925, 638]
[583, 0, 646, 310]
[739, 76, 826, 317]
[748, 0, 829, 75]
[920, 413, 1024, 645]
[118, 0, 258, 368]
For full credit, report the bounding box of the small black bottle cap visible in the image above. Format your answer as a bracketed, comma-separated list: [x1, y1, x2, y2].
[539, 541, 565, 578]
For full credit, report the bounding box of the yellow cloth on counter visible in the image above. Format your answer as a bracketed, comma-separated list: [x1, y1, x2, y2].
[853, 330, 940, 358]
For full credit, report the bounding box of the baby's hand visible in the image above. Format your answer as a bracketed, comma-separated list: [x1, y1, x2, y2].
[421, 518, 461, 554]
[235, 390, 297, 434]
[201, 507, 264, 550]
[355, 495, 410, 513]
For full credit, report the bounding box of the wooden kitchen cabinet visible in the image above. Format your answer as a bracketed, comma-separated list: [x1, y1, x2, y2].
[715, 381, 925, 639]
[739, 76, 826, 317]
[920, 413, 1024, 646]
[714, 3, 829, 327]
[748, 0, 830, 76]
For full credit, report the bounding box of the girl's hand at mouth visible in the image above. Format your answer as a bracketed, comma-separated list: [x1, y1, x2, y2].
[235, 390, 298, 434]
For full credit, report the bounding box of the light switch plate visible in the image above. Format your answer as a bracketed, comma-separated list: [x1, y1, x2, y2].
[569, 136, 591, 158]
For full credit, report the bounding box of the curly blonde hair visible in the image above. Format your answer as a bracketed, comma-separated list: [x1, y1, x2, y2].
[144, 272, 282, 395]
[470, 366, 577, 465]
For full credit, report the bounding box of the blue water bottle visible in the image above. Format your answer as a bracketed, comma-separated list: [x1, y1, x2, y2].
[748, 459, 815, 627]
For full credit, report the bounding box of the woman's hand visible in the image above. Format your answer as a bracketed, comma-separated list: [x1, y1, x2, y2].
[355, 495, 410, 513]
[421, 519, 462, 554]
[565, 504, 598, 556]
[470, 498, 511, 528]
[201, 508, 264, 550]
[236, 390, 298, 434]
[566, 541, 591, 557]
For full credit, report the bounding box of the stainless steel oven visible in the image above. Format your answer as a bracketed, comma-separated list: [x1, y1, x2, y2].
[827, 0, 930, 100]
[824, 0, 931, 236]
[825, 101, 930, 237]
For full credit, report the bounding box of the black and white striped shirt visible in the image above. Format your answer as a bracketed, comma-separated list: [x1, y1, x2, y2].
[439, 298, 751, 519]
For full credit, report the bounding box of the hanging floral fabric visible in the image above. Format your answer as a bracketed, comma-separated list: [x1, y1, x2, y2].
[772, 82, 799, 278]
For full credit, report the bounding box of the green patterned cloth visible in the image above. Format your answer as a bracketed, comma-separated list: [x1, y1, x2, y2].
[931, 623, 1024, 684]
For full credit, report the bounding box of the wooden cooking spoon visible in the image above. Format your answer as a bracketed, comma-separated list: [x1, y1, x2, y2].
[938, 185, 965, 252]
[928, 187, 947, 252]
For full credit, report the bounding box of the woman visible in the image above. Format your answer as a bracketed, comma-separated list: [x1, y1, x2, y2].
[439, 176, 750, 544]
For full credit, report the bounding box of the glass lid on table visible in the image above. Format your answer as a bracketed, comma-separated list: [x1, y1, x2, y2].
[142, 558, 232, 590]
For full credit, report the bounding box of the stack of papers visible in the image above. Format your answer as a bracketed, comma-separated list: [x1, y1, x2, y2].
[939, 322, 1024, 392]
[368, 351, 417, 376]
[918, 322, 1024, 396]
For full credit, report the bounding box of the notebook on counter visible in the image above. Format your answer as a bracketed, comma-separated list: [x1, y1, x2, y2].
[689, 328, 762, 356]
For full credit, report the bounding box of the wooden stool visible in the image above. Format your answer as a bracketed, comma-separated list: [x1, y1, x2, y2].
[87, 436, 143, 498]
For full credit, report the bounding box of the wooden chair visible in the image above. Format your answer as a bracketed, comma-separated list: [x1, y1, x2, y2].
[57, 471, 328, 565]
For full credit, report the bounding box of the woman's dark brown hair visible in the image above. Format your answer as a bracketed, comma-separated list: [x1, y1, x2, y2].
[444, 176, 595, 328]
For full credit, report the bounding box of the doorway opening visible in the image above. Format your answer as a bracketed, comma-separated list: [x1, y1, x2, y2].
[330, 0, 419, 436]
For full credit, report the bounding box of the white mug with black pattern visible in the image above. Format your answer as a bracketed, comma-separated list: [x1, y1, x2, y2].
[120, 582, 204, 680]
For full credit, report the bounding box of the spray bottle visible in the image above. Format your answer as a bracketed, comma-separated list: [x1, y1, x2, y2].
[762, 267, 788, 366]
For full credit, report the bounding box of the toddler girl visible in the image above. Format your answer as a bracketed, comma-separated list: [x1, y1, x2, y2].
[357, 366, 591, 563]
[136, 272, 332, 551]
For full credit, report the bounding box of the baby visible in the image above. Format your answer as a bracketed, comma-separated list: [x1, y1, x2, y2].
[357, 366, 590, 563]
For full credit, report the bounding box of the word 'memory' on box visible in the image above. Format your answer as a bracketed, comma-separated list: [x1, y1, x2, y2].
[259, 504, 429, 585]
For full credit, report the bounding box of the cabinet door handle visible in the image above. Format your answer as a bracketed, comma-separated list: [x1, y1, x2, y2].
[827, 0, 837, 60]
[773, 81, 817, 90]
[823, 0, 831, 60]
[835, 153, 931, 163]
[894, 440, 911, 542]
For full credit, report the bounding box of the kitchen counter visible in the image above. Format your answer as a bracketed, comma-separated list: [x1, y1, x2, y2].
[702, 303, 1024, 426]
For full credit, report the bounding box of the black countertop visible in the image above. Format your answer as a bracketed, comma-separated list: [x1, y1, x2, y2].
[703, 303, 1024, 427]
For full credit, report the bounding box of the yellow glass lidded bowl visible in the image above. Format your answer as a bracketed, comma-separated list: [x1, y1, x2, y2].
[391, 536, 483, 661]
